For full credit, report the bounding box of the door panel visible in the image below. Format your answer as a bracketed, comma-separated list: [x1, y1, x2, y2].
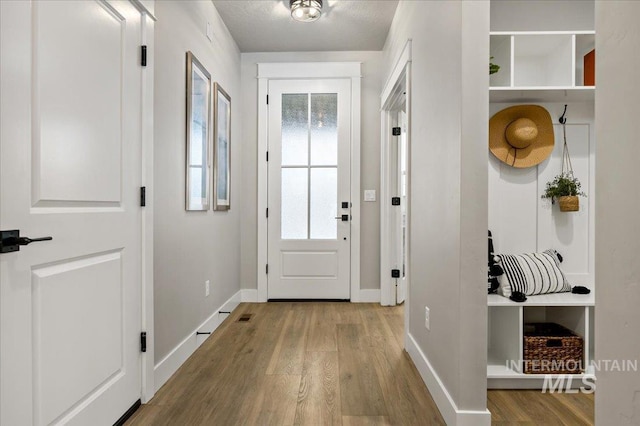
[35, 1, 123, 204]
[33, 252, 123, 426]
[281, 251, 339, 278]
[1, 1, 143, 424]
[268, 79, 351, 299]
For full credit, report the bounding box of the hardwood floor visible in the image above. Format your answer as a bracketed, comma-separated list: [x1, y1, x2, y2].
[127, 302, 594, 425]
[127, 302, 444, 425]
[488, 389, 594, 425]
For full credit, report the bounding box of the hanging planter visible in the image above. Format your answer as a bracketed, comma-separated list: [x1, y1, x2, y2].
[541, 106, 586, 212]
[558, 195, 580, 212]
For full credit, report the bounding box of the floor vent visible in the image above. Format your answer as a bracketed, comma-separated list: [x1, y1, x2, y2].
[238, 314, 252, 322]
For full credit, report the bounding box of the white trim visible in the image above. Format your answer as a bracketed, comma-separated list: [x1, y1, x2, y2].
[153, 290, 242, 391]
[406, 333, 492, 426]
[140, 5, 155, 404]
[257, 77, 269, 302]
[350, 74, 362, 302]
[357, 289, 381, 303]
[256, 62, 362, 302]
[380, 41, 412, 307]
[240, 289, 258, 303]
[490, 30, 595, 36]
[130, 0, 157, 21]
[381, 39, 412, 108]
[257, 62, 361, 79]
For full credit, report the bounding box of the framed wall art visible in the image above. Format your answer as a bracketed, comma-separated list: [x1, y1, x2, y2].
[185, 51, 211, 211]
[213, 83, 231, 211]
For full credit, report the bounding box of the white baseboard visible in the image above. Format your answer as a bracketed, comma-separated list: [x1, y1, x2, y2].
[357, 289, 381, 303]
[154, 290, 242, 391]
[240, 288, 258, 302]
[406, 333, 491, 426]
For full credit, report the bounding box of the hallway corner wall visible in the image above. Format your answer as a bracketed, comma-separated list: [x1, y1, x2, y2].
[595, 1, 640, 422]
[153, 0, 242, 367]
[382, 1, 490, 424]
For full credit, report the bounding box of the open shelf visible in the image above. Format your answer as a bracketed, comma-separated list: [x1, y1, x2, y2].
[488, 292, 594, 307]
[489, 86, 594, 103]
[489, 31, 596, 102]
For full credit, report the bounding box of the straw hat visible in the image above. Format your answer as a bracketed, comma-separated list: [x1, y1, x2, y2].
[489, 105, 554, 168]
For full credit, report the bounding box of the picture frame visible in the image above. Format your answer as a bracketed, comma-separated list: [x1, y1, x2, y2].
[213, 83, 231, 211]
[185, 51, 211, 211]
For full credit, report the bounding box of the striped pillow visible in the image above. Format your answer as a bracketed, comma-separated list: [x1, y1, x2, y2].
[495, 249, 571, 297]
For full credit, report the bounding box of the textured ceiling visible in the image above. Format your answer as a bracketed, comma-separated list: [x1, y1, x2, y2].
[212, 1, 399, 52]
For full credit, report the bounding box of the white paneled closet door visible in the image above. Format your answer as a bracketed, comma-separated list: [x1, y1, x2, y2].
[0, 1, 144, 424]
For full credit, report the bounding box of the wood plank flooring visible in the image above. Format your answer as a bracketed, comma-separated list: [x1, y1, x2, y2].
[488, 389, 594, 425]
[127, 302, 594, 426]
[127, 302, 444, 425]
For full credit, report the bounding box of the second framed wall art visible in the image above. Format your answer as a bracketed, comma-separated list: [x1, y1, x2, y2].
[213, 83, 231, 211]
[184, 50, 231, 212]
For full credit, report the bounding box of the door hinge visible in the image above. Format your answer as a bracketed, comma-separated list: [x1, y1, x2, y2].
[392, 127, 401, 136]
[266, 151, 269, 162]
[266, 264, 269, 274]
[141, 45, 147, 67]
[266, 95, 269, 104]
[140, 186, 146, 207]
[140, 332, 147, 353]
[391, 196, 400, 206]
[391, 269, 401, 278]
[266, 207, 269, 218]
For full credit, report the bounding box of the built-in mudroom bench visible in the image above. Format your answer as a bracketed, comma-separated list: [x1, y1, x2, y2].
[487, 23, 596, 390]
[487, 293, 595, 389]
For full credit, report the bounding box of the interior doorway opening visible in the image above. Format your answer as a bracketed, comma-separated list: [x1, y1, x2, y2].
[380, 41, 411, 329]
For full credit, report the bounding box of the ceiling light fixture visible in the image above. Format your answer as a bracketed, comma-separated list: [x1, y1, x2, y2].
[290, 0, 323, 23]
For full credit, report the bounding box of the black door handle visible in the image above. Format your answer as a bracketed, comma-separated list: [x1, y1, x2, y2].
[1, 230, 53, 253]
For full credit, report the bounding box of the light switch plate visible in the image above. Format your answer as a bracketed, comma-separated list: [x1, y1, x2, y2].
[425, 306, 430, 330]
[206, 22, 213, 41]
[364, 190, 376, 202]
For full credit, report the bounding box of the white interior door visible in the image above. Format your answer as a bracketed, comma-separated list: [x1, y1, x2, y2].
[267, 79, 351, 299]
[1, 1, 144, 424]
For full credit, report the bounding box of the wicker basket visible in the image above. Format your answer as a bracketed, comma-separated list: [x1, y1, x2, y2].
[523, 323, 583, 374]
[558, 196, 579, 212]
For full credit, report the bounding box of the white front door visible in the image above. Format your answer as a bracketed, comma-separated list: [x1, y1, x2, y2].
[1, 1, 144, 424]
[267, 79, 351, 299]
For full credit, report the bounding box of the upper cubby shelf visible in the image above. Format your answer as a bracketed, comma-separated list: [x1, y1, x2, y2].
[490, 31, 595, 103]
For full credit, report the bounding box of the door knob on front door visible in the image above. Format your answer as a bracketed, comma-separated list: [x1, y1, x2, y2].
[1, 230, 53, 253]
[334, 215, 349, 221]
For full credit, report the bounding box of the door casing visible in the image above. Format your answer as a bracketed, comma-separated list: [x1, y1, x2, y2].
[380, 41, 412, 344]
[256, 62, 362, 302]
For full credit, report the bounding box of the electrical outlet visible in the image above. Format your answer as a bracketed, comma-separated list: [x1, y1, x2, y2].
[424, 306, 430, 330]
[205, 280, 210, 297]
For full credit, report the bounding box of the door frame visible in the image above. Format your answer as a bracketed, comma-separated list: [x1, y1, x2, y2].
[256, 62, 362, 302]
[380, 40, 411, 317]
[134, 0, 157, 403]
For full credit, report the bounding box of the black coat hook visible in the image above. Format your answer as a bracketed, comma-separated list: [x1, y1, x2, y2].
[559, 104, 568, 124]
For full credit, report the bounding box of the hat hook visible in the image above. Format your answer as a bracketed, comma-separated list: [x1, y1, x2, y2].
[559, 104, 568, 124]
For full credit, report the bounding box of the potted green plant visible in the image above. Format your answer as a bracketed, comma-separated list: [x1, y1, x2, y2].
[541, 173, 586, 212]
[490, 57, 500, 75]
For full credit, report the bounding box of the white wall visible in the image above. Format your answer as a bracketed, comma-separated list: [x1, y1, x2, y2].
[239, 51, 383, 292]
[491, 0, 594, 32]
[489, 102, 595, 287]
[382, 1, 489, 423]
[595, 1, 640, 423]
[153, 1, 242, 363]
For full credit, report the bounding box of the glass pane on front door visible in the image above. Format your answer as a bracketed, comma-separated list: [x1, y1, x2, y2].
[281, 92, 339, 240]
